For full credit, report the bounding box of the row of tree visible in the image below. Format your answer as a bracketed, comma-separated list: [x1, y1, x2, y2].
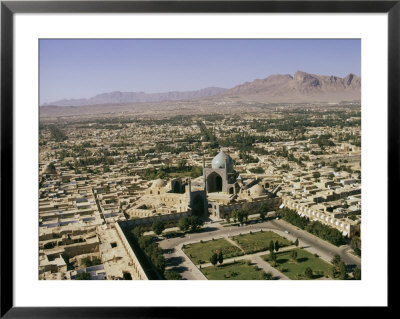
[210, 251, 224, 266]
[225, 202, 274, 224]
[350, 236, 361, 256]
[268, 238, 288, 266]
[305, 221, 345, 246]
[150, 215, 205, 236]
[140, 164, 203, 181]
[278, 208, 345, 246]
[330, 254, 361, 280]
[178, 216, 204, 233]
[248, 114, 360, 134]
[278, 207, 309, 229]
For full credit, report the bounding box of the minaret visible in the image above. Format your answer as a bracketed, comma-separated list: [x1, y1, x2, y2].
[187, 178, 192, 206]
[203, 156, 207, 193]
[224, 156, 229, 192]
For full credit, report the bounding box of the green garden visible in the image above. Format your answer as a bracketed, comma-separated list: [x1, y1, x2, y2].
[182, 238, 243, 265]
[231, 230, 292, 254]
[262, 248, 332, 280]
[201, 260, 270, 280]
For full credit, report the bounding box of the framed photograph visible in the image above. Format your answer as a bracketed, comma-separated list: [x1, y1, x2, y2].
[1, 0, 395, 316]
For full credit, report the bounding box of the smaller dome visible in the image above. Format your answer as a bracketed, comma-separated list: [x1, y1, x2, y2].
[249, 184, 266, 196]
[151, 179, 167, 188]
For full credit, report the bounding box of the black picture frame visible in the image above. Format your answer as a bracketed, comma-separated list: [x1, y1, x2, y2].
[1, 0, 395, 317]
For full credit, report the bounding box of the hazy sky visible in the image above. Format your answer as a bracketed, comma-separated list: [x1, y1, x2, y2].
[40, 39, 361, 104]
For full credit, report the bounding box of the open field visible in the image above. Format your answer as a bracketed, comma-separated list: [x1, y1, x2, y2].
[201, 260, 269, 280]
[182, 238, 244, 265]
[232, 230, 292, 254]
[262, 248, 332, 280]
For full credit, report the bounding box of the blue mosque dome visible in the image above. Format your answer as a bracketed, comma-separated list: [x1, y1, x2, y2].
[211, 151, 234, 171]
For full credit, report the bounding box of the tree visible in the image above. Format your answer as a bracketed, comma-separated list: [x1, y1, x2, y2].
[218, 251, 224, 265]
[225, 215, 231, 223]
[47, 163, 56, 174]
[351, 236, 361, 256]
[164, 270, 183, 280]
[353, 267, 361, 280]
[270, 251, 277, 266]
[243, 210, 249, 223]
[305, 267, 313, 279]
[313, 172, 321, 179]
[264, 272, 273, 280]
[210, 253, 218, 266]
[188, 215, 204, 232]
[153, 254, 166, 274]
[259, 210, 266, 221]
[232, 210, 238, 222]
[152, 220, 165, 235]
[294, 238, 299, 247]
[237, 210, 245, 224]
[338, 261, 347, 280]
[81, 256, 101, 267]
[330, 266, 337, 279]
[269, 240, 275, 253]
[331, 254, 341, 267]
[132, 226, 144, 238]
[178, 217, 190, 232]
[274, 240, 280, 252]
[74, 272, 91, 280]
[290, 250, 298, 262]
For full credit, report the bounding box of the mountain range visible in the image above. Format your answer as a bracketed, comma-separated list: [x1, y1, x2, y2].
[224, 71, 361, 103]
[42, 70, 360, 107]
[42, 87, 228, 107]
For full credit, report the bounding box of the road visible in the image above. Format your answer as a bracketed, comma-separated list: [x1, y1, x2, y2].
[270, 219, 361, 268]
[158, 218, 361, 280]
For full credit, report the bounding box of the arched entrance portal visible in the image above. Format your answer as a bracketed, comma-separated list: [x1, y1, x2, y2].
[173, 181, 181, 193]
[207, 172, 223, 193]
[192, 194, 205, 217]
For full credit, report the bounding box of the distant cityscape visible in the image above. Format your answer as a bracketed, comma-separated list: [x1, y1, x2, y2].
[39, 98, 361, 280]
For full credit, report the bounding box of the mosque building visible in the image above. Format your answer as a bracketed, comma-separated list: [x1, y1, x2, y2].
[123, 150, 281, 225]
[198, 150, 282, 219]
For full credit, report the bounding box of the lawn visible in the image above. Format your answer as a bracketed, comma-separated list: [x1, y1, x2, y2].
[182, 238, 244, 265]
[201, 260, 269, 280]
[262, 248, 333, 280]
[232, 230, 292, 254]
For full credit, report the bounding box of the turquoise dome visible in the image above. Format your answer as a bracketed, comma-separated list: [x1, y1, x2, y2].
[212, 151, 233, 171]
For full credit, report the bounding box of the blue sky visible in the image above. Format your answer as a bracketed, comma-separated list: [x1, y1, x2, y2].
[40, 39, 361, 104]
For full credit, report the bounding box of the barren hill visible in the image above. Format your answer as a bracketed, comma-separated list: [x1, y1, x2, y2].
[225, 71, 360, 102]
